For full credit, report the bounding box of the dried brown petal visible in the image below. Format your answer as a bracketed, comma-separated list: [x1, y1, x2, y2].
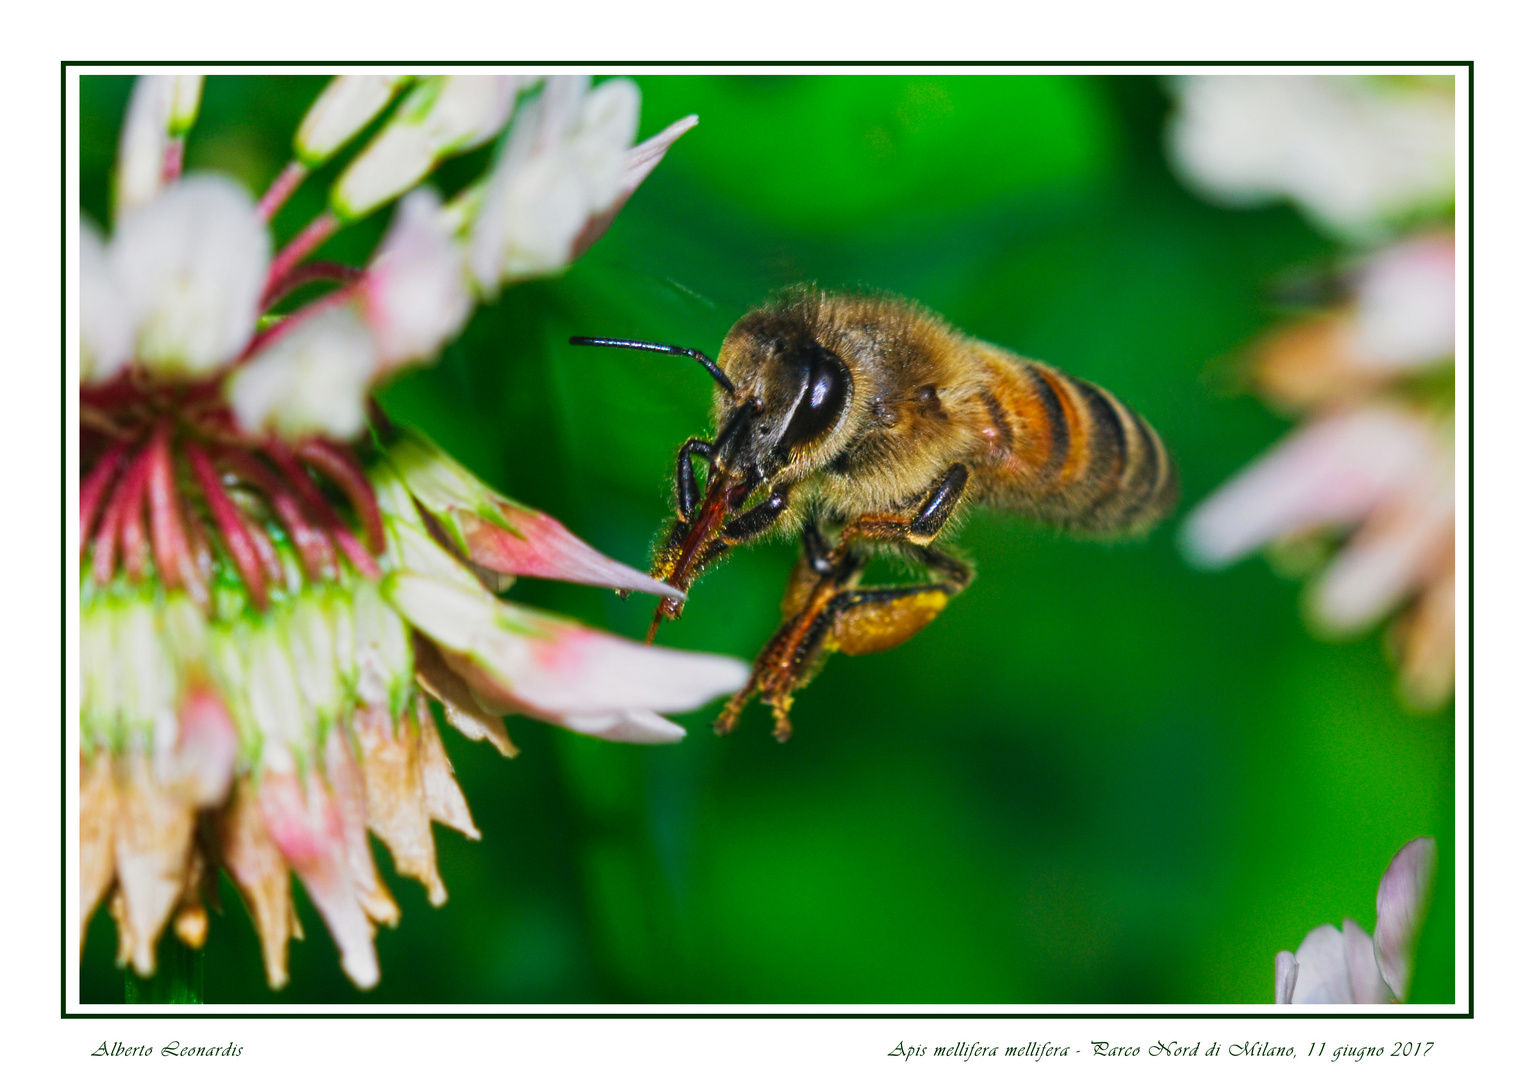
[415, 695, 479, 840]
[174, 898, 208, 949]
[221, 778, 296, 990]
[413, 634, 517, 758]
[172, 842, 210, 949]
[108, 889, 133, 969]
[1393, 561, 1455, 710]
[80, 751, 117, 945]
[1252, 312, 1382, 410]
[354, 700, 446, 905]
[114, 752, 196, 976]
[324, 724, 401, 928]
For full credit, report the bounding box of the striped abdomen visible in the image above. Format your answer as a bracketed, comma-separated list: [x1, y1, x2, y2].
[972, 352, 1177, 535]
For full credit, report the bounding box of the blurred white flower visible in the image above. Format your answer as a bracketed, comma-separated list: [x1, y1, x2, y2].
[1276, 837, 1436, 1004]
[360, 189, 473, 372]
[1181, 236, 1455, 709]
[79, 72, 725, 991]
[109, 175, 270, 378]
[1167, 75, 1453, 241]
[227, 306, 378, 440]
[79, 220, 132, 384]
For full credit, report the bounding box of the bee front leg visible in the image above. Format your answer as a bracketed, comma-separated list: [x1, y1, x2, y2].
[674, 437, 713, 519]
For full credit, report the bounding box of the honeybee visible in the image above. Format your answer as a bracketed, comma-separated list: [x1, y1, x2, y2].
[572, 288, 1176, 740]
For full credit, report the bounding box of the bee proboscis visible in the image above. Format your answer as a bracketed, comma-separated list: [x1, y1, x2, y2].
[573, 288, 1177, 740]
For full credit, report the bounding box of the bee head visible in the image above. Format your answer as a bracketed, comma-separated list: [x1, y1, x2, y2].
[714, 308, 853, 493]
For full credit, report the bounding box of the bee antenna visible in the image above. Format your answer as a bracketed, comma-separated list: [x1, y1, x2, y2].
[569, 336, 737, 396]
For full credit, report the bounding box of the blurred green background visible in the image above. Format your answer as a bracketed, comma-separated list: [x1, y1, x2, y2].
[78, 73, 1454, 1006]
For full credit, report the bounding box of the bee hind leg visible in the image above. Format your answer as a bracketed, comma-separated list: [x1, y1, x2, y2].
[721, 530, 972, 740]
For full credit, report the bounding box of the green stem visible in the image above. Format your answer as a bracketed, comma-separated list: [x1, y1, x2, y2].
[125, 936, 204, 1005]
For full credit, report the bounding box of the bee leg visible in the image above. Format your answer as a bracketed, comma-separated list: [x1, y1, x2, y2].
[715, 542, 860, 738]
[721, 485, 791, 543]
[674, 437, 713, 519]
[834, 463, 971, 548]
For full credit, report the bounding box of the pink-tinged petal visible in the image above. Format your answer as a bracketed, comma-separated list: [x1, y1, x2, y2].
[221, 779, 297, 990]
[1374, 837, 1437, 1001]
[80, 752, 117, 943]
[415, 695, 479, 839]
[171, 683, 238, 806]
[1275, 950, 1298, 1004]
[557, 710, 687, 744]
[385, 430, 683, 600]
[1343, 917, 1392, 1004]
[1290, 923, 1353, 1004]
[390, 573, 748, 726]
[353, 700, 447, 906]
[1310, 461, 1453, 633]
[257, 769, 380, 989]
[113, 753, 196, 976]
[413, 635, 518, 759]
[458, 508, 684, 601]
[324, 723, 400, 928]
[1181, 407, 1437, 568]
[569, 113, 698, 262]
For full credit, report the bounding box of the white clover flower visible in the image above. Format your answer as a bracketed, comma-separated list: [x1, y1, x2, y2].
[468, 76, 695, 292]
[1276, 838, 1437, 1004]
[79, 72, 719, 991]
[1167, 75, 1453, 242]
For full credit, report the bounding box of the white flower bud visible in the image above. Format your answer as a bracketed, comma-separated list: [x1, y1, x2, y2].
[332, 122, 436, 220]
[110, 176, 270, 378]
[226, 306, 379, 440]
[362, 189, 472, 370]
[166, 74, 203, 135]
[333, 75, 521, 220]
[80, 218, 132, 384]
[116, 73, 205, 213]
[296, 73, 410, 165]
[424, 74, 522, 155]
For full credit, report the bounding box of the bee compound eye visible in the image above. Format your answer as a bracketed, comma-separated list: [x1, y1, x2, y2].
[780, 345, 849, 448]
